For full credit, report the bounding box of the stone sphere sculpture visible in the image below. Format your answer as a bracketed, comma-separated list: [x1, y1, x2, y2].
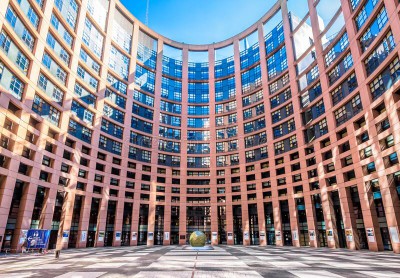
[189, 231, 206, 247]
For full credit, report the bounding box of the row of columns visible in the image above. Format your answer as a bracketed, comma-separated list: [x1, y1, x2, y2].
[2, 165, 399, 253]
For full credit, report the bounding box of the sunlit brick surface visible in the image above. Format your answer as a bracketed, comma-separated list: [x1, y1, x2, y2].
[0, 0, 400, 254]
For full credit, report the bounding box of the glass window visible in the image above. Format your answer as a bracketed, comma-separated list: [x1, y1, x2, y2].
[82, 17, 104, 58]
[136, 65, 156, 94]
[109, 46, 130, 80]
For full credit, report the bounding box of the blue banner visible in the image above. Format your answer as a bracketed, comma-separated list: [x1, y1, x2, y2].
[26, 229, 50, 249]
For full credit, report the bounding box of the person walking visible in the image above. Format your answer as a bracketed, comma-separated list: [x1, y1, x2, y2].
[21, 240, 27, 254]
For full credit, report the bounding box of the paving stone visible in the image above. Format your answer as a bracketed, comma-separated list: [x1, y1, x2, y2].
[0, 246, 399, 278]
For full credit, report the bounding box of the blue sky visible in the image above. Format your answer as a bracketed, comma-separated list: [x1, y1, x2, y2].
[120, 0, 342, 45]
[120, 0, 275, 44]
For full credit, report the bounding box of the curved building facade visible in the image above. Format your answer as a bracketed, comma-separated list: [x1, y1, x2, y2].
[0, 0, 400, 253]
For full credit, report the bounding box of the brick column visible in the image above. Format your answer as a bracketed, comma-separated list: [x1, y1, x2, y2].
[273, 198, 283, 247]
[113, 200, 124, 246]
[94, 195, 108, 247]
[39, 187, 58, 230]
[339, 187, 361, 250]
[304, 193, 318, 247]
[288, 187, 300, 247]
[56, 191, 76, 250]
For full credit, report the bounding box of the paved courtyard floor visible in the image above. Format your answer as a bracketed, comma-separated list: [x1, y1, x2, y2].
[0, 245, 399, 277]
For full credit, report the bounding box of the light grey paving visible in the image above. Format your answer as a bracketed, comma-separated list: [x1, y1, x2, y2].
[357, 271, 400, 278]
[267, 261, 311, 268]
[134, 271, 193, 278]
[323, 262, 368, 269]
[299, 256, 333, 261]
[25, 263, 71, 270]
[256, 255, 288, 260]
[195, 271, 263, 277]
[0, 274, 36, 278]
[195, 260, 248, 267]
[289, 270, 345, 278]
[84, 262, 126, 268]
[372, 262, 400, 268]
[54, 272, 106, 278]
[122, 253, 149, 257]
[0, 245, 399, 277]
